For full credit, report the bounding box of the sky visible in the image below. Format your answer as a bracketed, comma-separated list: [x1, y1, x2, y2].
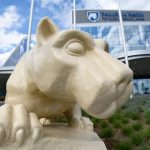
[0, 0, 150, 66]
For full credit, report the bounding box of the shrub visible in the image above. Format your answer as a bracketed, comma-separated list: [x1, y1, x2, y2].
[122, 118, 129, 124]
[142, 128, 150, 140]
[125, 111, 140, 120]
[91, 118, 101, 125]
[131, 133, 144, 146]
[124, 111, 132, 118]
[144, 111, 150, 120]
[139, 144, 150, 150]
[146, 118, 150, 125]
[108, 116, 115, 123]
[130, 113, 140, 120]
[113, 111, 124, 120]
[115, 141, 132, 150]
[132, 123, 143, 131]
[108, 111, 125, 125]
[55, 115, 68, 123]
[137, 106, 144, 112]
[100, 128, 114, 138]
[142, 100, 146, 105]
[100, 121, 109, 129]
[82, 110, 89, 117]
[121, 126, 133, 136]
[112, 120, 122, 128]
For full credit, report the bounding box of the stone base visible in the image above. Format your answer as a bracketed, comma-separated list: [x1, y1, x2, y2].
[0, 124, 107, 150]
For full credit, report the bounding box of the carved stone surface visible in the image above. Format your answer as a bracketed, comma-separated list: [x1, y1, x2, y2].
[0, 17, 133, 149]
[0, 124, 107, 150]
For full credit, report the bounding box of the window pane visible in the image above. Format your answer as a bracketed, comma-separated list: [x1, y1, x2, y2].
[90, 27, 98, 38]
[80, 27, 90, 34]
[124, 25, 141, 51]
[97, 26, 122, 54]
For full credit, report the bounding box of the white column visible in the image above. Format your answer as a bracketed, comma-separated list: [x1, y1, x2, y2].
[116, 0, 134, 98]
[116, 0, 129, 67]
[27, 0, 34, 51]
[73, 0, 76, 29]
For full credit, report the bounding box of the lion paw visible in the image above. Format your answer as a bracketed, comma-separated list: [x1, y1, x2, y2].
[0, 104, 43, 146]
[70, 117, 93, 132]
[40, 118, 51, 126]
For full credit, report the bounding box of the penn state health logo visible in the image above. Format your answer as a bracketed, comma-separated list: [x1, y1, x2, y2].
[87, 11, 100, 22]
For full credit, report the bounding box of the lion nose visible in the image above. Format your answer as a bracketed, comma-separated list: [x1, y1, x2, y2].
[115, 69, 133, 86]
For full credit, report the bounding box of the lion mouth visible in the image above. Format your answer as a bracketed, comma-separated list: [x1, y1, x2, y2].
[95, 101, 117, 119]
[94, 82, 132, 119]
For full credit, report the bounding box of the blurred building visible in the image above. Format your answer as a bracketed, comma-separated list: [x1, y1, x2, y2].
[0, 9, 150, 97]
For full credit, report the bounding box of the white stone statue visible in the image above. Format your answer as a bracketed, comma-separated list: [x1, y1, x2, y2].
[0, 17, 133, 150]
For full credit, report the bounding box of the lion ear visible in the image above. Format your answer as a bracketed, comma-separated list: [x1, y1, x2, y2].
[94, 39, 109, 53]
[36, 17, 58, 46]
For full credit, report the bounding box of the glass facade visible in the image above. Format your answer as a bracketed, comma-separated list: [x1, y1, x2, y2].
[3, 37, 28, 67]
[133, 79, 150, 94]
[78, 24, 150, 56]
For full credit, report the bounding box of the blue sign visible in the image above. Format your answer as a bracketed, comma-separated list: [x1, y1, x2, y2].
[87, 11, 100, 22]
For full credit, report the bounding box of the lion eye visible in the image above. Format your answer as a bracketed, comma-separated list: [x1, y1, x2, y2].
[65, 41, 85, 56]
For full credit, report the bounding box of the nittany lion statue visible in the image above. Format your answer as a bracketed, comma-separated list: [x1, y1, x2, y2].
[0, 17, 133, 146]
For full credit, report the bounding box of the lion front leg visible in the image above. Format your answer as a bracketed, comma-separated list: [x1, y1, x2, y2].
[64, 104, 93, 132]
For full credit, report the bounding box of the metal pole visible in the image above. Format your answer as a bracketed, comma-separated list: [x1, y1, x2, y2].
[116, 0, 129, 66]
[27, 0, 34, 51]
[73, 0, 76, 29]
